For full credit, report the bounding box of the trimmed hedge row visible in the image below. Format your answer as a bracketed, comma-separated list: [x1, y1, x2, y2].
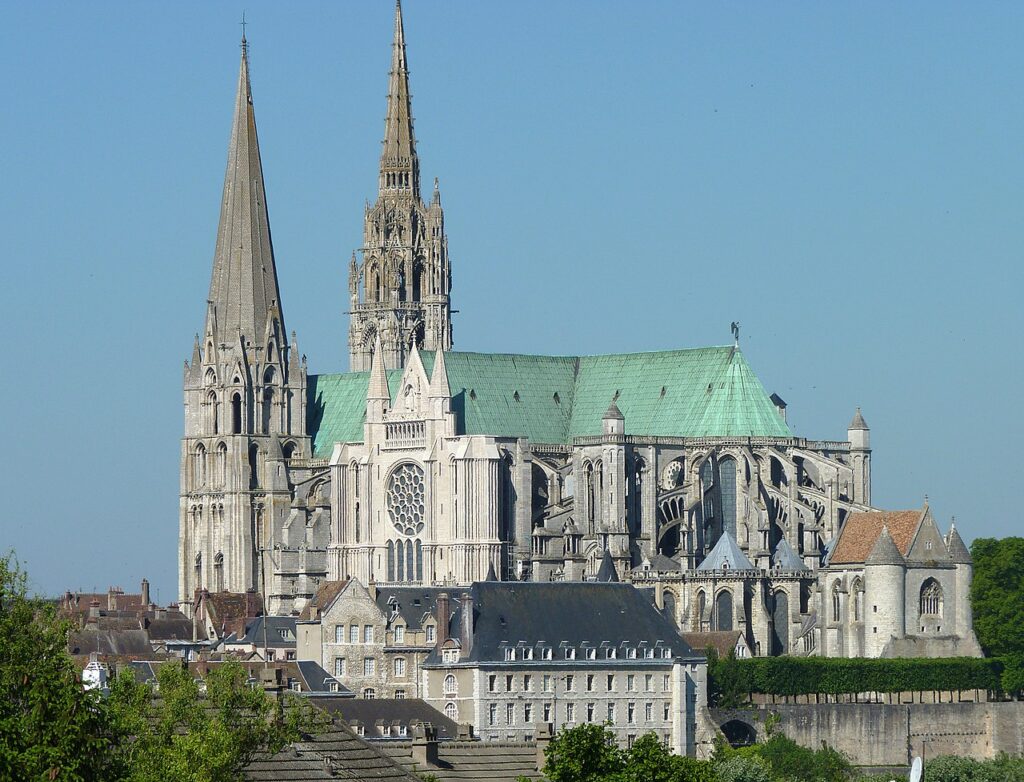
[707, 653, 1004, 701]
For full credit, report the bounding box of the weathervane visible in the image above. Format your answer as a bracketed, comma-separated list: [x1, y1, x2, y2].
[730, 321, 740, 346]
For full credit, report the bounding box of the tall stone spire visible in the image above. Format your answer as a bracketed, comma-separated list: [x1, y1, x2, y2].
[379, 0, 419, 196]
[205, 35, 284, 344]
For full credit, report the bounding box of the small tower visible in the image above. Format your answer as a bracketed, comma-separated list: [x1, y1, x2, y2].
[863, 526, 905, 656]
[348, 0, 453, 372]
[945, 519, 974, 637]
[848, 408, 871, 505]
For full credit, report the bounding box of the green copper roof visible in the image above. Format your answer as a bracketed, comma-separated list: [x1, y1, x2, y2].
[308, 346, 792, 457]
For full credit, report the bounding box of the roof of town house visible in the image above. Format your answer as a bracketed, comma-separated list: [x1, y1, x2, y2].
[299, 580, 350, 621]
[308, 346, 792, 456]
[197, 590, 264, 638]
[696, 533, 756, 572]
[383, 740, 543, 782]
[229, 616, 297, 648]
[144, 615, 193, 641]
[243, 720, 420, 782]
[68, 628, 152, 656]
[433, 582, 697, 665]
[374, 586, 451, 631]
[829, 508, 925, 565]
[681, 630, 746, 658]
[314, 697, 459, 740]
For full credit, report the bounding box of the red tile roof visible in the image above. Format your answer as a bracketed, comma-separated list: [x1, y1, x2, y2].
[830, 509, 923, 564]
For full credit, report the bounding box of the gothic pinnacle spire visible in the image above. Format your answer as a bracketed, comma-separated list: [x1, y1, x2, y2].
[379, 0, 419, 195]
[205, 34, 285, 348]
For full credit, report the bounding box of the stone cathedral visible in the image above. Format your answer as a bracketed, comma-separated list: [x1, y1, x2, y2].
[180, 2, 978, 658]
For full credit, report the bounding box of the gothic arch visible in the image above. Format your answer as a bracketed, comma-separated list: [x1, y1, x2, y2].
[919, 578, 943, 617]
[714, 589, 734, 631]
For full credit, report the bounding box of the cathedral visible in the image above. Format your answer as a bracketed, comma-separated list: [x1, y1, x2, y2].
[179, 2, 978, 658]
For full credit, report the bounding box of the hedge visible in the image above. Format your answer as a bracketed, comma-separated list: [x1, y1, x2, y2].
[707, 653, 1004, 701]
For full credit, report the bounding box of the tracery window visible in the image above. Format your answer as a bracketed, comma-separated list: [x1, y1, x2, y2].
[920, 579, 943, 617]
[386, 463, 426, 536]
[717, 457, 737, 538]
[831, 582, 841, 623]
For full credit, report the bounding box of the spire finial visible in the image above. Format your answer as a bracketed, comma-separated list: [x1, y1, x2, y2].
[240, 12, 248, 54]
[730, 321, 740, 346]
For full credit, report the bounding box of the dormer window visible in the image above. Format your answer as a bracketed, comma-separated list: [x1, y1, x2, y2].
[626, 647, 637, 659]
[662, 648, 672, 658]
[606, 648, 617, 660]
[426, 625, 436, 644]
[564, 648, 576, 660]
[504, 648, 515, 661]
[443, 648, 459, 665]
[644, 648, 654, 659]
[586, 648, 596, 660]
[542, 647, 553, 661]
[523, 647, 534, 660]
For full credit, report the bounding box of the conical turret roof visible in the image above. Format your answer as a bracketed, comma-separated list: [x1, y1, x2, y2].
[848, 407, 869, 431]
[946, 522, 972, 564]
[865, 526, 904, 566]
[697, 533, 755, 572]
[772, 538, 808, 571]
[596, 550, 619, 582]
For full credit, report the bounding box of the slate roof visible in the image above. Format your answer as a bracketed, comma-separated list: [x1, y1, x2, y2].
[375, 587, 450, 632]
[232, 616, 297, 648]
[436, 582, 697, 665]
[308, 346, 792, 456]
[830, 508, 924, 565]
[315, 698, 459, 740]
[383, 741, 543, 782]
[865, 527, 905, 566]
[595, 550, 619, 582]
[848, 407, 869, 430]
[243, 720, 420, 782]
[645, 553, 681, 572]
[68, 628, 152, 656]
[144, 616, 193, 641]
[946, 524, 972, 564]
[296, 660, 352, 696]
[771, 538, 808, 571]
[696, 533, 755, 572]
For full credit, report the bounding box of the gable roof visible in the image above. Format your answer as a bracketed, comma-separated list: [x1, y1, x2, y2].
[829, 508, 924, 565]
[697, 533, 755, 572]
[308, 346, 792, 456]
[299, 580, 350, 621]
[771, 538, 808, 571]
[315, 697, 459, 740]
[231, 616, 297, 648]
[383, 740, 543, 782]
[681, 630, 746, 658]
[374, 587, 450, 631]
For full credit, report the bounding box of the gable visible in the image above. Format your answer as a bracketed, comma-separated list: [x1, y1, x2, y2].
[906, 509, 949, 563]
[830, 509, 923, 565]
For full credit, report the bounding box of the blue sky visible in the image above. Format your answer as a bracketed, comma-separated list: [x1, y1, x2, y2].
[1, 2, 1021, 603]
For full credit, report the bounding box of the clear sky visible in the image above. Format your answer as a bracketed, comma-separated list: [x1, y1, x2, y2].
[1, 2, 1021, 603]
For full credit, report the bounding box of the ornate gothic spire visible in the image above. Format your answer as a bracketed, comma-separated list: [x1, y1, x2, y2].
[379, 0, 419, 196]
[205, 35, 285, 346]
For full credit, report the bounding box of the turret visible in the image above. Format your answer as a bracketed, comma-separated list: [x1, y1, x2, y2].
[848, 408, 871, 505]
[863, 526, 905, 656]
[946, 519, 973, 635]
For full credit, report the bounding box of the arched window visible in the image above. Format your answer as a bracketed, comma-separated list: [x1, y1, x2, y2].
[595, 461, 604, 523]
[386, 541, 395, 582]
[217, 442, 228, 487]
[444, 702, 457, 721]
[396, 540, 405, 582]
[405, 540, 414, 583]
[194, 553, 202, 586]
[415, 540, 423, 582]
[262, 387, 274, 434]
[662, 592, 677, 627]
[584, 462, 595, 528]
[831, 582, 841, 623]
[920, 579, 943, 617]
[208, 391, 219, 434]
[283, 442, 297, 460]
[697, 590, 707, 630]
[443, 674, 457, 696]
[248, 443, 260, 489]
[717, 457, 737, 538]
[231, 393, 242, 434]
[714, 590, 734, 631]
[214, 552, 224, 592]
[852, 578, 864, 622]
[194, 444, 207, 486]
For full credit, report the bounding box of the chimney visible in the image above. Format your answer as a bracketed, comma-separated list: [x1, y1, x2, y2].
[460, 591, 474, 657]
[141, 578, 150, 607]
[411, 723, 439, 767]
[88, 599, 101, 621]
[435, 593, 449, 649]
[535, 722, 554, 770]
[107, 587, 118, 612]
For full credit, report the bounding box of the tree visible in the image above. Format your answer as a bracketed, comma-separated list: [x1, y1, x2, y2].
[107, 659, 323, 782]
[543, 723, 624, 782]
[619, 733, 716, 782]
[0, 552, 118, 781]
[970, 537, 1024, 658]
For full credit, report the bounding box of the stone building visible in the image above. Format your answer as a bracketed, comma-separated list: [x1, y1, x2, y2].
[418, 581, 708, 754]
[178, 1, 975, 662]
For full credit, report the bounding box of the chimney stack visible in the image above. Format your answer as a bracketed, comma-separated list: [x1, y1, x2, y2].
[460, 591, 474, 657]
[141, 578, 150, 608]
[88, 599, 101, 621]
[435, 593, 449, 649]
[411, 723, 439, 767]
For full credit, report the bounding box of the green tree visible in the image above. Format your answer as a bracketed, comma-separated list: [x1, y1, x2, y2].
[970, 537, 1024, 658]
[618, 733, 716, 782]
[543, 723, 624, 782]
[107, 659, 323, 782]
[715, 755, 773, 782]
[0, 552, 119, 782]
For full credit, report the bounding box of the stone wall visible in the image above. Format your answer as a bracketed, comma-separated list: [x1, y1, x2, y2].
[711, 702, 1024, 766]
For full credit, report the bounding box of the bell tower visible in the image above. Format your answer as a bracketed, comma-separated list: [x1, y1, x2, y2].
[348, 0, 452, 371]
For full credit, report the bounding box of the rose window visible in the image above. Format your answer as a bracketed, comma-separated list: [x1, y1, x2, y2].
[387, 463, 426, 536]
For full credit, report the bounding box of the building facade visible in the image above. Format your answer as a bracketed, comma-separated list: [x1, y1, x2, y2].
[179, 1, 975, 662]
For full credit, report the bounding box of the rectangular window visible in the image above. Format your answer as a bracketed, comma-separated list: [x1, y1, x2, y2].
[564, 648, 576, 659]
[394, 625, 405, 644]
[645, 702, 653, 722]
[506, 703, 515, 725]
[606, 648, 617, 659]
[334, 625, 344, 644]
[524, 647, 534, 660]
[566, 703, 575, 722]
[395, 689, 406, 699]
[349, 625, 359, 644]
[607, 674, 615, 692]
[586, 648, 596, 660]
[426, 625, 436, 643]
[524, 674, 533, 692]
[543, 675, 552, 693]
[607, 703, 615, 723]
[543, 703, 552, 721]
[542, 648, 553, 660]
[394, 658, 406, 677]
[489, 704, 497, 726]
[364, 625, 374, 644]
[586, 674, 595, 692]
[363, 657, 375, 676]
[627, 674, 635, 692]
[587, 703, 595, 722]
[645, 674, 653, 691]
[506, 674, 514, 692]
[627, 648, 637, 659]
[489, 675, 497, 692]
[334, 657, 346, 677]
[524, 703, 533, 723]
[628, 734, 636, 749]
[662, 648, 672, 658]
[628, 703, 635, 724]
[663, 703, 670, 720]
[565, 674, 575, 692]
[663, 674, 671, 691]
[505, 648, 515, 661]
[644, 648, 654, 659]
